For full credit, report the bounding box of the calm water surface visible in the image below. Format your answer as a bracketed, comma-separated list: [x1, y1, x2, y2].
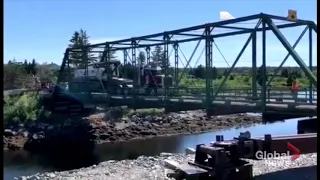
[3, 116, 312, 180]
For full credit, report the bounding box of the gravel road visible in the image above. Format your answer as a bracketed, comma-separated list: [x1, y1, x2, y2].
[17, 153, 317, 180]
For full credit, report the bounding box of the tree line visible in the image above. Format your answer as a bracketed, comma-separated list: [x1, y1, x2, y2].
[4, 59, 58, 90]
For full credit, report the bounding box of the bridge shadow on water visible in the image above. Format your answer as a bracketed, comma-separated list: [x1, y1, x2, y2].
[3, 116, 316, 179]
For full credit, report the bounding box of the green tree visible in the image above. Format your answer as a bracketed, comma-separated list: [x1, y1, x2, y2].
[256, 65, 268, 87]
[138, 51, 146, 65]
[68, 29, 94, 67]
[212, 67, 218, 79]
[30, 59, 37, 75]
[280, 68, 289, 77]
[151, 45, 169, 69]
[194, 65, 205, 79]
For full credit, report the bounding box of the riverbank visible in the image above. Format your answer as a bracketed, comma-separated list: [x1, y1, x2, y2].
[3, 109, 262, 152]
[17, 152, 317, 180]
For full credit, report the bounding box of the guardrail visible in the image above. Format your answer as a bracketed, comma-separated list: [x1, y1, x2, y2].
[8, 85, 316, 106]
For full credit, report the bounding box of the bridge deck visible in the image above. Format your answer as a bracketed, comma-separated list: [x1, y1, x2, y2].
[72, 93, 316, 116]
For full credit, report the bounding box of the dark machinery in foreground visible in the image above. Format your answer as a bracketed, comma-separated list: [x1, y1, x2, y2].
[167, 132, 317, 180]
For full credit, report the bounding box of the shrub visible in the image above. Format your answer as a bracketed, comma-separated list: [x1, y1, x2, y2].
[4, 93, 40, 125]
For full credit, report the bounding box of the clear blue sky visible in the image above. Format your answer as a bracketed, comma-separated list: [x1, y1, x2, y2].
[4, 0, 317, 68]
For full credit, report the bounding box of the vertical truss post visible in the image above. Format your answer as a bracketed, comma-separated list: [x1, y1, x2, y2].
[123, 50, 128, 65]
[308, 25, 313, 104]
[252, 30, 257, 98]
[264, 18, 317, 86]
[104, 44, 111, 76]
[163, 34, 170, 111]
[106, 44, 111, 62]
[100, 43, 110, 62]
[67, 50, 70, 83]
[131, 40, 138, 108]
[261, 18, 267, 111]
[205, 26, 213, 114]
[104, 44, 111, 105]
[82, 46, 90, 95]
[173, 41, 179, 87]
[82, 47, 88, 76]
[146, 46, 151, 64]
[123, 50, 128, 78]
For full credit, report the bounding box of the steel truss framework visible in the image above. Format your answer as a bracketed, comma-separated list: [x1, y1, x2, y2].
[58, 13, 317, 113]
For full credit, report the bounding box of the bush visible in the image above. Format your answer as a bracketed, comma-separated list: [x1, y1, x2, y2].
[4, 93, 40, 125]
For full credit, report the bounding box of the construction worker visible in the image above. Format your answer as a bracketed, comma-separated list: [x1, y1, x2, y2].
[291, 78, 300, 102]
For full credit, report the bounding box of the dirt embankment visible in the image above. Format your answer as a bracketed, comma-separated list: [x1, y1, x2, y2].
[3, 110, 262, 152]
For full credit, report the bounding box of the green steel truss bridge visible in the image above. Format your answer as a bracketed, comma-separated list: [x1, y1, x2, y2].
[53, 13, 317, 117]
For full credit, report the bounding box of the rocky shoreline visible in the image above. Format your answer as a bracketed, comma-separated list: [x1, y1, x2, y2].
[4, 109, 262, 153]
[17, 153, 317, 180]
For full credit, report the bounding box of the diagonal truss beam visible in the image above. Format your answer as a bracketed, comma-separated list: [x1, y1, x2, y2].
[266, 26, 309, 86]
[212, 19, 262, 99]
[264, 17, 317, 87]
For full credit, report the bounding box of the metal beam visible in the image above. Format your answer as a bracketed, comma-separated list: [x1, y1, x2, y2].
[261, 20, 267, 108]
[145, 46, 151, 64]
[266, 26, 308, 87]
[205, 26, 213, 111]
[93, 14, 262, 46]
[131, 40, 138, 86]
[213, 20, 262, 100]
[140, 38, 164, 42]
[178, 30, 205, 83]
[57, 49, 70, 84]
[310, 22, 317, 33]
[97, 23, 306, 51]
[177, 33, 204, 37]
[252, 30, 257, 98]
[265, 17, 317, 86]
[264, 13, 315, 26]
[163, 34, 170, 109]
[308, 26, 313, 104]
[216, 25, 252, 31]
[173, 42, 179, 86]
[123, 50, 128, 78]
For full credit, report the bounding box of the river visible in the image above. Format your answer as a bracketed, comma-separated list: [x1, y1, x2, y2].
[3, 116, 314, 180]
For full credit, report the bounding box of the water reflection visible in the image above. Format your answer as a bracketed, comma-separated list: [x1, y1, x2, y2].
[3, 117, 311, 180]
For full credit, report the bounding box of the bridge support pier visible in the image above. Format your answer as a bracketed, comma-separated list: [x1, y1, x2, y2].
[262, 112, 307, 122]
[297, 118, 317, 134]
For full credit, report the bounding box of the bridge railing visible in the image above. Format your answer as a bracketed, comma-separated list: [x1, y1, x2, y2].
[56, 81, 317, 106]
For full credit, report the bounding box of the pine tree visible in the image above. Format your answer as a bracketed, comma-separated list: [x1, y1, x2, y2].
[68, 29, 94, 67]
[30, 59, 37, 75]
[137, 51, 146, 65]
[151, 45, 169, 69]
